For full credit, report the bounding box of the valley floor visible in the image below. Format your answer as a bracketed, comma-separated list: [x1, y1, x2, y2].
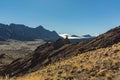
[0, 40, 45, 66]
[1, 42, 120, 80]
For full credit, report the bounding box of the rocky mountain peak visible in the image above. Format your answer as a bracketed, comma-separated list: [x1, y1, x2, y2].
[36, 25, 44, 29]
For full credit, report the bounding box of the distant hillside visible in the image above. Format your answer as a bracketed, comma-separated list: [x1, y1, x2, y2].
[0, 26, 120, 77]
[0, 37, 5, 41]
[59, 34, 94, 42]
[0, 23, 60, 41]
[59, 34, 93, 39]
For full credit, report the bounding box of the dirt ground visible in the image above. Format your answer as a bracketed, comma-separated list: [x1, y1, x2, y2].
[0, 39, 45, 66]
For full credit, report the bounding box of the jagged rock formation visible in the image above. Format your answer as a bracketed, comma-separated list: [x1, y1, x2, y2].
[0, 26, 120, 77]
[0, 23, 60, 41]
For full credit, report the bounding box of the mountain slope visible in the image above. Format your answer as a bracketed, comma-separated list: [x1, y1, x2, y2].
[0, 26, 120, 77]
[0, 23, 60, 41]
[14, 42, 120, 80]
[0, 38, 71, 76]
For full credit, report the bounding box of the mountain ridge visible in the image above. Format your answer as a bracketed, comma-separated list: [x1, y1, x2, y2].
[0, 23, 60, 41]
[59, 34, 94, 39]
[59, 34, 94, 42]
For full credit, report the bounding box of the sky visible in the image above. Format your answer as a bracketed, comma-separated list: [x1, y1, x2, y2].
[0, 0, 120, 36]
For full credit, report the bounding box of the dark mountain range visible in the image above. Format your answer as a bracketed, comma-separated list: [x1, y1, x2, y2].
[60, 34, 94, 42]
[71, 35, 79, 37]
[82, 34, 93, 37]
[70, 34, 93, 38]
[0, 37, 5, 41]
[0, 23, 60, 41]
[0, 26, 120, 77]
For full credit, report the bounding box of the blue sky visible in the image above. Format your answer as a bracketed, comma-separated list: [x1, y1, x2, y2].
[0, 0, 120, 36]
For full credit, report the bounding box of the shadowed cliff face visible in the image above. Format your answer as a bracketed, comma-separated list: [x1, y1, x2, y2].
[0, 26, 120, 77]
[0, 23, 60, 41]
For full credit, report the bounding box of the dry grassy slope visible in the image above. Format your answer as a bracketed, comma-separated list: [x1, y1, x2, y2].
[6, 42, 120, 80]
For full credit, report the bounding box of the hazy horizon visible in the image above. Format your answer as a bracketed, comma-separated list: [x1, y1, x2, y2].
[0, 0, 120, 36]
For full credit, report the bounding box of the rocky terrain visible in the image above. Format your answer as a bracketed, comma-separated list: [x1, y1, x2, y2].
[12, 41, 120, 80]
[0, 38, 71, 76]
[0, 26, 120, 80]
[0, 26, 120, 78]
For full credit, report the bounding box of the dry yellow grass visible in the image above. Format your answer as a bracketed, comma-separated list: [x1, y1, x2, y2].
[1, 42, 120, 80]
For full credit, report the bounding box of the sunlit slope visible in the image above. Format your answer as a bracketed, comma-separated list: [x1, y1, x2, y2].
[14, 42, 120, 80]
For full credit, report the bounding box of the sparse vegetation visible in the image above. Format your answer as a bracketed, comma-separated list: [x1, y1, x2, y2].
[1, 26, 120, 80]
[0, 42, 119, 80]
[0, 40, 45, 66]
